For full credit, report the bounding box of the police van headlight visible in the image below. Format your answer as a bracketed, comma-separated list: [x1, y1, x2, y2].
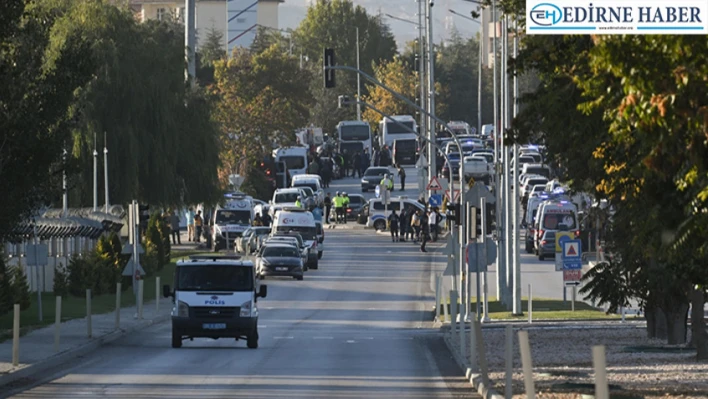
[177, 301, 189, 317]
[240, 300, 253, 317]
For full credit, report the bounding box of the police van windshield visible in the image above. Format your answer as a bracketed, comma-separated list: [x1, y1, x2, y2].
[215, 210, 251, 225]
[276, 226, 316, 240]
[176, 266, 253, 291]
[280, 156, 305, 170]
[542, 212, 577, 230]
[275, 192, 299, 203]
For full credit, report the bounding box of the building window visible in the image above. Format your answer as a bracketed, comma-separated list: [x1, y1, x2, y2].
[156, 8, 167, 21]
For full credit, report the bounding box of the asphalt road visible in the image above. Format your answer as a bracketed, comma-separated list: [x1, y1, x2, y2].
[5, 225, 479, 399]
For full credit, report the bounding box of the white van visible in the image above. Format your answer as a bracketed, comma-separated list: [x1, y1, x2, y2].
[272, 207, 319, 269]
[364, 197, 446, 231]
[163, 254, 267, 349]
[273, 147, 309, 178]
[211, 195, 254, 251]
[291, 175, 324, 206]
[533, 200, 580, 255]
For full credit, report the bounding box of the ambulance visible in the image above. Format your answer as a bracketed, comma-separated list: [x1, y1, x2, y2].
[211, 193, 254, 251]
[532, 199, 580, 255]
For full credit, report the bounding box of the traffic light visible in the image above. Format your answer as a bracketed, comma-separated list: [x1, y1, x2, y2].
[453, 202, 461, 225]
[138, 205, 150, 224]
[469, 206, 483, 239]
[323, 48, 335, 88]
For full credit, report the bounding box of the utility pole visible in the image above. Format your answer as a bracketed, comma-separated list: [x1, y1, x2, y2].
[356, 27, 362, 121]
[427, 0, 437, 189]
[103, 132, 109, 214]
[185, 0, 196, 83]
[502, 15, 512, 309]
[491, 1, 504, 306]
[93, 132, 98, 212]
[477, 11, 483, 136]
[512, 16, 522, 315]
[418, 0, 427, 154]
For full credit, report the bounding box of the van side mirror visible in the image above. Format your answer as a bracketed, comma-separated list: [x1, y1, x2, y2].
[162, 284, 172, 298]
[258, 284, 268, 298]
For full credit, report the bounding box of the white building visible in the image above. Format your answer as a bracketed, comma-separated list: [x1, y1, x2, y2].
[129, 0, 284, 52]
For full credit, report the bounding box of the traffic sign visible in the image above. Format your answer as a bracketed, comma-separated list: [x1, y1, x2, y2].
[428, 194, 442, 207]
[467, 177, 475, 188]
[445, 189, 461, 202]
[427, 176, 443, 191]
[562, 240, 582, 261]
[26, 244, 49, 266]
[375, 185, 381, 198]
[555, 231, 575, 253]
[563, 269, 582, 283]
[122, 259, 146, 277]
[464, 181, 496, 205]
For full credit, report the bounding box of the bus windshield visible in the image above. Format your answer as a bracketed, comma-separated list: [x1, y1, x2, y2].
[280, 156, 305, 170]
[339, 125, 370, 141]
[386, 121, 415, 134]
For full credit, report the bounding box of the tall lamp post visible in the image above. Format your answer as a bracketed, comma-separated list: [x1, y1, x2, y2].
[448, 9, 483, 136]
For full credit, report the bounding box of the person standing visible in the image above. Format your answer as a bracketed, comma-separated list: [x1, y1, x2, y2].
[399, 207, 410, 242]
[324, 193, 332, 224]
[194, 210, 203, 243]
[342, 192, 350, 224]
[186, 207, 195, 242]
[333, 192, 344, 224]
[352, 151, 362, 178]
[388, 209, 400, 242]
[420, 210, 429, 252]
[428, 207, 438, 242]
[397, 165, 406, 191]
[411, 209, 421, 242]
[312, 204, 323, 223]
[261, 211, 272, 227]
[169, 211, 181, 245]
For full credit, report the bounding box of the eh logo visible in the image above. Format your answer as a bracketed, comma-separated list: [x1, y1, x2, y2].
[530, 3, 563, 26]
[282, 218, 294, 224]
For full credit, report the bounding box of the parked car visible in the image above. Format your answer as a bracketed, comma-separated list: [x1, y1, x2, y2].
[262, 236, 309, 271]
[315, 221, 324, 259]
[236, 226, 271, 254]
[256, 243, 304, 280]
[345, 194, 366, 221]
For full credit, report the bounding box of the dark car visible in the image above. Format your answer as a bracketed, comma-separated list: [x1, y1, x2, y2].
[361, 167, 390, 192]
[256, 243, 304, 280]
[345, 194, 366, 220]
[442, 159, 460, 180]
[537, 231, 556, 261]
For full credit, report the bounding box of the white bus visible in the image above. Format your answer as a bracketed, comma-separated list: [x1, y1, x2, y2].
[378, 115, 418, 149]
[336, 121, 372, 159]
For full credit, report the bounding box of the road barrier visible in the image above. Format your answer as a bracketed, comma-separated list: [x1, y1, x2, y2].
[505, 325, 513, 399]
[115, 282, 121, 329]
[138, 280, 144, 319]
[528, 283, 533, 324]
[86, 289, 92, 338]
[155, 277, 161, 312]
[518, 330, 535, 398]
[593, 345, 609, 399]
[12, 304, 20, 366]
[54, 296, 62, 352]
[435, 275, 442, 321]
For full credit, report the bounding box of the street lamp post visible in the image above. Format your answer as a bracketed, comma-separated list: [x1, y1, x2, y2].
[427, 1, 436, 188]
[356, 27, 361, 121]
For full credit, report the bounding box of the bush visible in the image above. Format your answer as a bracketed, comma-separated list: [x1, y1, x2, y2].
[10, 264, 31, 311]
[53, 261, 69, 297]
[67, 254, 95, 297]
[0, 256, 12, 315]
[145, 213, 171, 272]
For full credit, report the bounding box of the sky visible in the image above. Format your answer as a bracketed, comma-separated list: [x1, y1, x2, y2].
[278, 0, 483, 50]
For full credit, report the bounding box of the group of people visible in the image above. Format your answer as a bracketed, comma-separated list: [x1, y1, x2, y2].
[323, 192, 350, 224]
[251, 212, 273, 227]
[387, 206, 441, 252]
[160, 208, 205, 245]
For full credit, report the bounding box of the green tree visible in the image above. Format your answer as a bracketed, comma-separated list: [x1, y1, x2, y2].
[197, 26, 226, 85]
[213, 45, 313, 183]
[61, 5, 222, 208]
[0, 0, 96, 236]
[0, 256, 12, 315]
[293, 0, 397, 131]
[362, 57, 422, 139]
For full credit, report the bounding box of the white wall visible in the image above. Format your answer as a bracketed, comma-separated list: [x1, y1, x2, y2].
[196, 1, 227, 51]
[257, 1, 279, 29]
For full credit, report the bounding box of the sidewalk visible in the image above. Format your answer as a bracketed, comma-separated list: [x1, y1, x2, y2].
[0, 291, 172, 388]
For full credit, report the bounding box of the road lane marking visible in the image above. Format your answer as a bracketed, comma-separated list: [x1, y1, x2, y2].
[273, 336, 294, 339]
[313, 336, 334, 340]
[346, 340, 356, 343]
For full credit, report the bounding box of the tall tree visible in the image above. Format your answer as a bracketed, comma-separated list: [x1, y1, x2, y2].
[293, 0, 397, 131]
[362, 57, 420, 141]
[213, 44, 314, 184]
[197, 26, 226, 85]
[0, 0, 96, 236]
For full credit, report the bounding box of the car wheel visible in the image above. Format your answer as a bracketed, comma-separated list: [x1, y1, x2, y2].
[247, 327, 258, 349]
[317, 252, 323, 260]
[172, 329, 182, 348]
[374, 220, 386, 231]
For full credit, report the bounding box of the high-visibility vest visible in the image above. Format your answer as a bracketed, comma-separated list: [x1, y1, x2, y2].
[295, 200, 302, 208]
[381, 178, 393, 190]
[343, 197, 350, 207]
[333, 196, 343, 207]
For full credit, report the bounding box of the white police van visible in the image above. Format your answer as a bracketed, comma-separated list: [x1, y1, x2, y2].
[212, 193, 254, 251]
[163, 255, 267, 349]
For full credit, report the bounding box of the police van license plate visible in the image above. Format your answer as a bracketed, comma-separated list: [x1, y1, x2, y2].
[203, 323, 226, 330]
[276, 267, 288, 271]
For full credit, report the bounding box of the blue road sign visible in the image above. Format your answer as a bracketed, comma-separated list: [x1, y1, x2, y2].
[562, 239, 582, 270]
[428, 194, 442, 207]
[563, 261, 582, 270]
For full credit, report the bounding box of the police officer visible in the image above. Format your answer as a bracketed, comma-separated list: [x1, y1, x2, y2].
[324, 192, 332, 224]
[333, 191, 344, 224]
[295, 196, 303, 208]
[380, 173, 394, 192]
[342, 192, 350, 224]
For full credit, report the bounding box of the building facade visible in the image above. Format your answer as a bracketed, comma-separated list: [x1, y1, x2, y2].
[129, 0, 283, 52]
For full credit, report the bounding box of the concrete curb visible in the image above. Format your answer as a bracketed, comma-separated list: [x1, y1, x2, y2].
[442, 334, 504, 399]
[0, 313, 170, 389]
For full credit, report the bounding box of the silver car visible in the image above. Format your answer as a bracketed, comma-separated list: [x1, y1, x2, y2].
[236, 227, 271, 254]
